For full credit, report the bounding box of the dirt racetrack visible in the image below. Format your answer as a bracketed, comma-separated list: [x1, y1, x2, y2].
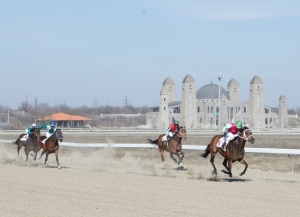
[1, 132, 300, 217]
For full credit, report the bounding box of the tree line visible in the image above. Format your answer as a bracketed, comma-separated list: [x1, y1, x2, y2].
[0, 101, 150, 130]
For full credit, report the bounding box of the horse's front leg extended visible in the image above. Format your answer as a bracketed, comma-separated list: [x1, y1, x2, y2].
[176, 151, 185, 165]
[170, 153, 177, 164]
[55, 150, 61, 169]
[239, 158, 248, 176]
[221, 158, 230, 174]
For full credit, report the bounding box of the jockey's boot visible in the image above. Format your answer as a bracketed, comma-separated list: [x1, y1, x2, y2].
[221, 141, 226, 150]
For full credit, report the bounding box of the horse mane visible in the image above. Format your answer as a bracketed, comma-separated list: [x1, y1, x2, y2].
[242, 126, 249, 131]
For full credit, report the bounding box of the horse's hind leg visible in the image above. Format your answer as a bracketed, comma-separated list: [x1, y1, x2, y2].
[239, 158, 248, 176]
[44, 152, 49, 165]
[55, 150, 61, 169]
[159, 147, 165, 162]
[39, 150, 46, 160]
[210, 153, 218, 176]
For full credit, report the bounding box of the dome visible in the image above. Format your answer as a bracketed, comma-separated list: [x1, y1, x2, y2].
[279, 95, 286, 100]
[182, 74, 195, 83]
[196, 83, 230, 100]
[162, 77, 175, 85]
[227, 78, 239, 87]
[250, 76, 263, 84]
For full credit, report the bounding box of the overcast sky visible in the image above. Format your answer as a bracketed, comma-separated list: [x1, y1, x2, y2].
[1, 0, 299, 109]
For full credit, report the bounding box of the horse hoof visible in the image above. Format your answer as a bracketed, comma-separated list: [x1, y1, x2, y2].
[58, 166, 61, 169]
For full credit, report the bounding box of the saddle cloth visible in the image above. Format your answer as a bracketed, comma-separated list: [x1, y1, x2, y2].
[20, 135, 28, 142]
[162, 135, 167, 142]
[216, 137, 225, 151]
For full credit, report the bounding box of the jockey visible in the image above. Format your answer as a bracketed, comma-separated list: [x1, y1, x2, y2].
[222, 120, 243, 149]
[163, 119, 180, 146]
[22, 123, 47, 141]
[26, 123, 37, 136]
[46, 121, 56, 138]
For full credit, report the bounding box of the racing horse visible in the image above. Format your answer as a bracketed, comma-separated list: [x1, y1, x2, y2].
[34, 129, 63, 169]
[201, 126, 255, 177]
[148, 126, 187, 165]
[15, 128, 41, 161]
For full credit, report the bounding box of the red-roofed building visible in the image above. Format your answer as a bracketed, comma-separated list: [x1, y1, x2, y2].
[36, 112, 92, 128]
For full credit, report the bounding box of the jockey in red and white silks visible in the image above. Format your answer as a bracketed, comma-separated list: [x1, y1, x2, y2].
[222, 121, 243, 148]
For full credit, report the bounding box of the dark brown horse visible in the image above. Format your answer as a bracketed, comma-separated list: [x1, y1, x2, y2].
[148, 126, 187, 165]
[201, 126, 255, 177]
[34, 129, 63, 169]
[15, 129, 41, 161]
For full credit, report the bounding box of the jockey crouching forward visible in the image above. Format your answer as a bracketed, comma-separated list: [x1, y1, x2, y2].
[22, 123, 47, 141]
[163, 120, 180, 146]
[42, 121, 56, 144]
[222, 120, 243, 150]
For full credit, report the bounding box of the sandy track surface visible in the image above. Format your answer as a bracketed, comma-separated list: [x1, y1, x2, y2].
[1, 142, 300, 217]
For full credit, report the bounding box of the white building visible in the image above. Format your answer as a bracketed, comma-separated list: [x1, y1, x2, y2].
[146, 74, 288, 130]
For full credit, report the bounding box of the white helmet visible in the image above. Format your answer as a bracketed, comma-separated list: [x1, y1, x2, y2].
[32, 123, 37, 127]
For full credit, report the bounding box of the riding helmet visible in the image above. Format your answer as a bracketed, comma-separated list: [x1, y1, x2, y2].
[50, 121, 56, 127]
[236, 121, 242, 129]
[173, 120, 179, 125]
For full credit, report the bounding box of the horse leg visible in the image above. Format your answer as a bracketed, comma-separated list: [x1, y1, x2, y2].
[239, 158, 248, 176]
[210, 153, 218, 176]
[159, 147, 165, 162]
[227, 160, 233, 177]
[178, 151, 185, 165]
[34, 146, 42, 161]
[17, 144, 21, 156]
[170, 153, 177, 164]
[25, 147, 29, 162]
[39, 150, 46, 160]
[221, 158, 230, 174]
[44, 152, 49, 165]
[55, 150, 61, 169]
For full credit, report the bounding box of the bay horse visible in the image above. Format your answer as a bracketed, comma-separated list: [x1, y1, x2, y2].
[15, 128, 41, 161]
[34, 129, 63, 169]
[201, 126, 255, 177]
[148, 126, 187, 165]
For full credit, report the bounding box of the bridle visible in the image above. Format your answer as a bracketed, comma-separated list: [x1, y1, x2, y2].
[239, 129, 253, 141]
[55, 129, 63, 142]
[178, 128, 187, 140]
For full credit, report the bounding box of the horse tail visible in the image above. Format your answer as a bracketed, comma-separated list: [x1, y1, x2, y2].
[15, 139, 19, 145]
[148, 139, 158, 148]
[201, 144, 211, 158]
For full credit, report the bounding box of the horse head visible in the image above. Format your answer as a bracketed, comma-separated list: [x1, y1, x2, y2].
[177, 126, 187, 141]
[240, 127, 255, 144]
[55, 129, 64, 142]
[33, 128, 41, 138]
